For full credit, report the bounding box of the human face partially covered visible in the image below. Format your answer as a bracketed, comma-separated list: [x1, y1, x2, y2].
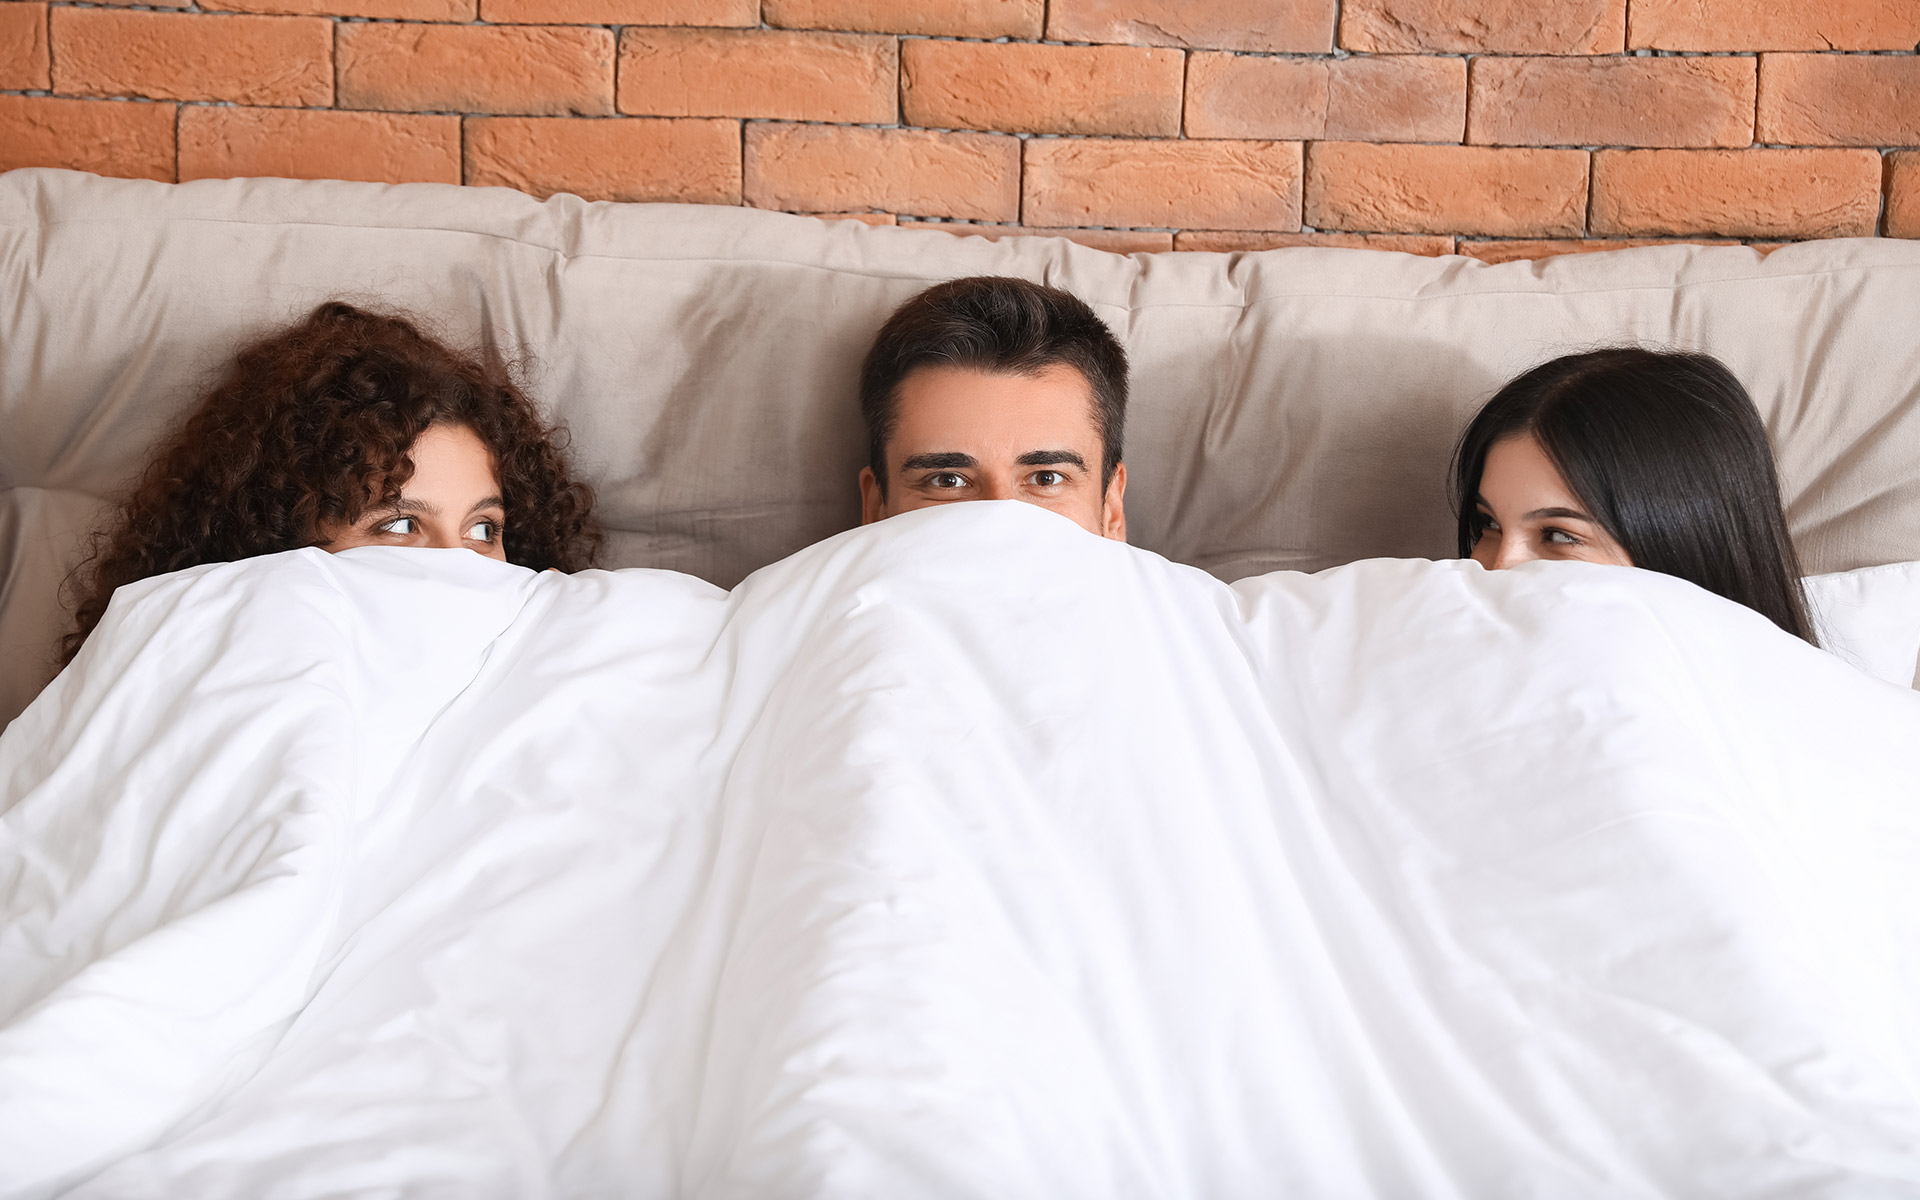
[1469, 433, 1632, 570]
[858, 363, 1127, 540]
[320, 422, 508, 561]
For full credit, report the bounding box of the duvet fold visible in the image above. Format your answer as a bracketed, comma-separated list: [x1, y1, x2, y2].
[2, 502, 1916, 1198]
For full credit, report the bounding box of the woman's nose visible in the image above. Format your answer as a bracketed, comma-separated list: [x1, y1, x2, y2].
[1492, 536, 1536, 570]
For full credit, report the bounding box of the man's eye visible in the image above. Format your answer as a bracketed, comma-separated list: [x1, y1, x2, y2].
[378, 516, 418, 535]
[1030, 470, 1066, 487]
[928, 472, 966, 489]
[466, 520, 500, 542]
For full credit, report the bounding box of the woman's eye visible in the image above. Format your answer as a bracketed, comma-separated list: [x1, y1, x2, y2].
[1543, 528, 1581, 546]
[1470, 515, 1497, 541]
[928, 472, 966, 490]
[466, 520, 499, 543]
[378, 516, 418, 535]
[1030, 470, 1065, 487]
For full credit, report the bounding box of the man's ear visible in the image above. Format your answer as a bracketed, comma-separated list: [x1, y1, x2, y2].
[859, 466, 885, 526]
[1101, 461, 1127, 542]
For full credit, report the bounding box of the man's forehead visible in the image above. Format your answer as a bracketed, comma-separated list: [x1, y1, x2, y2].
[890, 363, 1101, 458]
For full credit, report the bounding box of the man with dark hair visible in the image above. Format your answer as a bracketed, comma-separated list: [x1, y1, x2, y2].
[858, 275, 1129, 540]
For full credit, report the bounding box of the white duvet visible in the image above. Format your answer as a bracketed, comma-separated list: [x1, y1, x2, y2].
[3, 502, 1918, 1199]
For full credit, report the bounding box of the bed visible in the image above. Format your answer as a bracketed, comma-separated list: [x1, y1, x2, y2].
[2, 168, 1919, 1197]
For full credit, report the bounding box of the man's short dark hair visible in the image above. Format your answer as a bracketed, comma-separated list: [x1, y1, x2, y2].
[859, 276, 1129, 497]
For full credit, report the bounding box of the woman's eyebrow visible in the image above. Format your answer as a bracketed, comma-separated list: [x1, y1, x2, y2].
[1525, 506, 1595, 521]
[465, 495, 505, 515]
[358, 498, 432, 520]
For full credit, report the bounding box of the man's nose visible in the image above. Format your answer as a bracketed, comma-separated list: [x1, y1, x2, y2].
[979, 476, 1017, 502]
[427, 527, 465, 550]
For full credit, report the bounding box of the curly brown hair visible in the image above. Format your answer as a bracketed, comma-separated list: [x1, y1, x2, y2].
[63, 300, 602, 662]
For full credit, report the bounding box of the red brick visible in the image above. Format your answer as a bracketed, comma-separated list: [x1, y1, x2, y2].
[1469, 56, 1753, 149]
[1305, 142, 1588, 237]
[0, 95, 174, 180]
[1342, 0, 1625, 52]
[1024, 138, 1301, 232]
[1629, 0, 1920, 50]
[617, 29, 894, 123]
[1185, 55, 1324, 140]
[1325, 55, 1467, 143]
[202, 0, 474, 18]
[338, 23, 612, 116]
[1757, 54, 1920, 146]
[77, 0, 192, 8]
[899, 222, 1174, 253]
[810, 212, 898, 226]
[1890, 153, 1920, 239]
[1175, 230, 1454, 254]
[1048, 0, 1336, 53]
[1591, 149, 1881, 238]
[766, 0, 1042, 37]
[52, 9, 331, 106]
[483, 0, 753, 22]
[903, 41, 1181, 137]
[745, 123, 1019, 222]
[179, 106, 459, 185]
[1456, 237, 1738, 264]
[1185, 52, 1463, 142]
[0, 3, 49, 91]
[466, 117, 740, 204]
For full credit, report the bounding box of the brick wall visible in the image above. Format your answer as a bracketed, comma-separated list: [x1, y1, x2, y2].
[2, 0, 1918, 260]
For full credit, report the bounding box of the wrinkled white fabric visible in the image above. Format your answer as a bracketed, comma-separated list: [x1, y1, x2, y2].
[1806, 561, 1920, 688]
[2, 502, 1917, 1199]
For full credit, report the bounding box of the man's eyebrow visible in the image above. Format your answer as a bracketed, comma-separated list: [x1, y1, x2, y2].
[901, 452, 978, 471]
[466, 495, 505, 516]
[1015, 449, 1088, 469]
[1524, 506, 1597, 521]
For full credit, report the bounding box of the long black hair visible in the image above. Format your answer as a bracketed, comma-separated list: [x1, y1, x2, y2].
[1452, 347, 1817, 644]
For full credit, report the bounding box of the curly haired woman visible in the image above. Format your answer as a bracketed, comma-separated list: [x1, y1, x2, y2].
[62, 300, 603, 661]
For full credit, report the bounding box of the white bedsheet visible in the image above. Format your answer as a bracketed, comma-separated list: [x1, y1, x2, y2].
[3, 502, 1917, 1199]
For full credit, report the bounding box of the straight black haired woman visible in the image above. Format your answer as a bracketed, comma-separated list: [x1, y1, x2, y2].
[1452, 347, 1818, 644]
